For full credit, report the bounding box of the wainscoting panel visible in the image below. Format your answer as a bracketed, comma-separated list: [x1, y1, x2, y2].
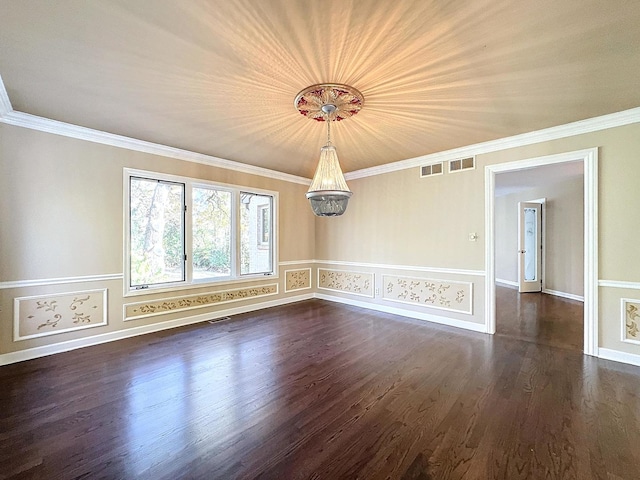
[14, 289, 108, 341]
[124, 284, 278, 321]
[317, 269, 374, 298]
[622, 298, 640, 345]
[382, 274, 473, 314]
[285, 268, 312, 292]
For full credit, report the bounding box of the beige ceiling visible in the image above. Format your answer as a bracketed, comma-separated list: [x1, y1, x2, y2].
[1, 0, 640, 177]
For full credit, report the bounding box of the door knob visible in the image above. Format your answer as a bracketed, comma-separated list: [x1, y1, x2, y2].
[518, 250, 525, 253]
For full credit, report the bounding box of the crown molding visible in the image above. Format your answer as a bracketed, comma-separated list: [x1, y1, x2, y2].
[3, 73, 639, 184]
[0, 111, 311, 185]
[345, 107, 640, 180]
[0, 75, 12, 116]
[0, 76, 310, 186]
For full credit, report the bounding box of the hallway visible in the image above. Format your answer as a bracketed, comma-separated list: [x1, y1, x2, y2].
[495, 284, 584, 351]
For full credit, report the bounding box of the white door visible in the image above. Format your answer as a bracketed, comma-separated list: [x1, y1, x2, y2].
[518, 201, 542, 293]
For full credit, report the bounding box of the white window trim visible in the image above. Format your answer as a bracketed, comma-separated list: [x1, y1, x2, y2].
[123, 168, 278, 297]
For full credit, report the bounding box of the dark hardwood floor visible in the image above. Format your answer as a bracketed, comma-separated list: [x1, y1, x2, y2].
[1, 299, 640, 479]
[495, 285, 584, 351]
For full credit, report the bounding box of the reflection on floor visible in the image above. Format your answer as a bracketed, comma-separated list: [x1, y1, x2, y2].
[495, 284, 584, 351]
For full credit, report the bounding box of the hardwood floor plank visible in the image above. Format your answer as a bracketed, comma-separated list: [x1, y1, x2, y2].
[1, 299, 640, 479]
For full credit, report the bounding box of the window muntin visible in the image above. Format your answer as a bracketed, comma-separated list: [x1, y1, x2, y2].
[126, 170, 276, 293]
[129, 177, 185, 288]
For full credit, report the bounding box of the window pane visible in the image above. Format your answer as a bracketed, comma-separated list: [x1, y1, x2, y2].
[240, 193, 273, 275]
[192, 187, 232, 280]
[524, 207, 537, 281]
[130, 177, 185, 287]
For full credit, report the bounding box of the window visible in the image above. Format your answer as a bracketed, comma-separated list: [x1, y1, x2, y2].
[125, 169, 277, 293]
[129, 177, 185, 288]
[240, 193, 272, 274]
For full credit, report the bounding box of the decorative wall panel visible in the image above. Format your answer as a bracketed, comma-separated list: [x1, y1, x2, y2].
[284, 268, 311, 292]
[14, 289, 107, 341]
[124, 283, 278, 321]
[317, 269, 374, 297]
[382, 275, 472, 314]
[622, 298, 640, 344]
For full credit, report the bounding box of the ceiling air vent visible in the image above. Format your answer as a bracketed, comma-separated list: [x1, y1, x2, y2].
[449, 156, 475, 173]
[420, 162, 443, 178]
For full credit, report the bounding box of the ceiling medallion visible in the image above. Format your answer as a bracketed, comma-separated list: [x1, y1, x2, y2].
[295, 83, 364, 217]
[294, 83, 364, 122]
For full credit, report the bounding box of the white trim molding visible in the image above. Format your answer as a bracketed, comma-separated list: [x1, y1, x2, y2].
[599, 280, 640, 290]
[542, 289, 584, 302]
[0, 293, 313, 366]
[0, 74, 12, 116]
[317, 268, 375, 298]
[345, 107, 640, 180]
[495, 278, 518, 288]
[315, 293, 486, 333]
[14, 289, 108, 341]
[381, 274, 473, 315]
[621, 297, 640, 345]
[485, 148, 598, 356]
[315, 259, 485, 276]
[284, 268, 312, 293]
[0, 74, 309, 186]
[598, 348, 640, 368]
[0, 273, 123, 290]
[124, 284, 279, 321]
[279, 260, 315, 266]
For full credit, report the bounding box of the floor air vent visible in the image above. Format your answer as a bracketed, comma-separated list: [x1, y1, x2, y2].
[208, 316, 231, 324]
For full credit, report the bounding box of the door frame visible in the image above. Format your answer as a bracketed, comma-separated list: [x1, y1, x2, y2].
[484, 148, 598, 356]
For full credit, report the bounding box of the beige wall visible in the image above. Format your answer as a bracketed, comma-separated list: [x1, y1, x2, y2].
[0, 123, 315, 355]
[2, 119, 640, 362]
[495, 176, 584, 296]
[317, 122, 640, 355]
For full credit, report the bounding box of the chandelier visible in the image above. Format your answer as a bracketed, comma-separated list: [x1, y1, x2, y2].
[294, 84, 364, 216]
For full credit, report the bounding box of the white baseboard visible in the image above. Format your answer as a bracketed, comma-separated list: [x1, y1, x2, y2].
[598, 348, 640, 367]
[543, 288, 584, 302]
[9, 291, 639, 369]
[314, 293, 487, 333]
[496, 280, 584, 302]
[0, 293, 313, 366]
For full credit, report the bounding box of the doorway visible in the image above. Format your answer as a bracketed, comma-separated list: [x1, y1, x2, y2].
[485, 148, 598, 356]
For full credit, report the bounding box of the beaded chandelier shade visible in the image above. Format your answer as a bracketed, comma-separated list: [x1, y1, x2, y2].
[294, 83, 364, 217]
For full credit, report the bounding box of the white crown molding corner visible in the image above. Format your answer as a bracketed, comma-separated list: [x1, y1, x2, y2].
[0, 74, 13, 117]
[598, 348, 640, 367]
[345, 107, 640, 180]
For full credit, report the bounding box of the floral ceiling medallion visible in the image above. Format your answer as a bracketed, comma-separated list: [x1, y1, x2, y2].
[294, 83, 364, 122]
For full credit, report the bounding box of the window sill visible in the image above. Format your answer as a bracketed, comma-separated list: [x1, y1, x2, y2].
[123, 273, 279, 298]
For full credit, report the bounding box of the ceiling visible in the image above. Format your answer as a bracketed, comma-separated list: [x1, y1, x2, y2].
[1, 0, 639, 178]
